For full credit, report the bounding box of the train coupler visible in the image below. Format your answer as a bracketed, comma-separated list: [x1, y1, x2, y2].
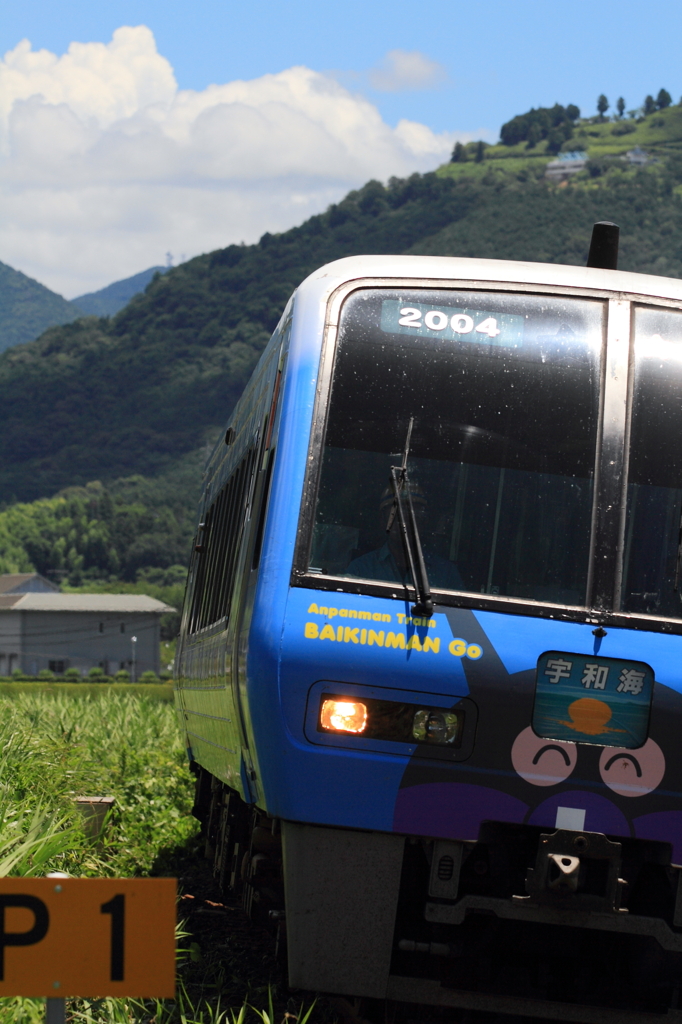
[515, 828, 627, 912]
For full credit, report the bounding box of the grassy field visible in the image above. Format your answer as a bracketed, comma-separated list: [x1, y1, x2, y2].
[0, 683, 174, 700]
[0, 689, 303, 1024]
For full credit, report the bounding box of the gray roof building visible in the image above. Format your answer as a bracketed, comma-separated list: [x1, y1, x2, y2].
[0, 573, 59, 594]
[0, 592, 174, 678]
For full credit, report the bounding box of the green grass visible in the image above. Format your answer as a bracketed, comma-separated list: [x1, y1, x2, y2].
[0, 689, 192, 878]
[0, 690, 318, 1024]
[436, 155, 548, 184]
[0, 992, 317, 1024]
[0, 683, 173, 700]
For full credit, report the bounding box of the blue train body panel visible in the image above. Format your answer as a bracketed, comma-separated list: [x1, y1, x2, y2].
[246, 583, 682, 858]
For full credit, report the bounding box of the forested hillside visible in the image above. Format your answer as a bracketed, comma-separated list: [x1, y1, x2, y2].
[73, 266, 166, 317]
[4, 99, 682, 586]
[0, 262, 83, 351]
[0, 172, 506, 505]
[0, 261, 168, 350]
[412, 164, 682, 275]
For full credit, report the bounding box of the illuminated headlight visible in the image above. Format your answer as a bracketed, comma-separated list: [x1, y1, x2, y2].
[412, 710, 459, 745]
[320, 699, 368, 733]
[318, 694, 462, 747]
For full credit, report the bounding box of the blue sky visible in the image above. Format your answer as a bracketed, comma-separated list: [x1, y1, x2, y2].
[1, 0, 681, 296]
[3, 0, 680, 137]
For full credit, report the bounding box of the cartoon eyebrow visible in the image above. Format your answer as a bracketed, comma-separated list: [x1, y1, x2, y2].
[532, 744, 572, 766]
[603, 753, 642, 777]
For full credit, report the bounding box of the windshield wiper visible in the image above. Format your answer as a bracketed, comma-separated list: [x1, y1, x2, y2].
[386, 417, 434, 618]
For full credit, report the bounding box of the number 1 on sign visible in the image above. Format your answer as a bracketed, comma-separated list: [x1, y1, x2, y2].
[101, 895, 125, 981]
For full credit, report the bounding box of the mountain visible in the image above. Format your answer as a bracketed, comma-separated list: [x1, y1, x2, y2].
[409, 101, 682, 274]
[74, 266, 167, 317]
[2, 99, 682, 587]
[0, 261, 171, 352]
[0, 261, 83, 352]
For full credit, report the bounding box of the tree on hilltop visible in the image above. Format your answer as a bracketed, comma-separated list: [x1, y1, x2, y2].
[617, 97, 625, 118]
[657, 89, 672, 110]
[644, 95, 656, 115]
[597, 95, 609, 119]
[500, 103, 578, 146]
[475, 141, 485, 163]
[526, 123, 540, 149]
[546, 127, 568, 154]
[451, 141, 467, 163]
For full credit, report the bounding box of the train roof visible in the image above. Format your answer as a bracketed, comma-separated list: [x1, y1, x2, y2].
[297, 254, 682, 305]
[202, 251, 682, 495]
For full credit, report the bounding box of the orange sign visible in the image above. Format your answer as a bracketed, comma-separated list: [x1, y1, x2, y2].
[0, 878, 176, 997]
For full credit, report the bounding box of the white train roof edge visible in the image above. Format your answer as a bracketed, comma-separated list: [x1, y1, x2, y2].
[297, 254, 682, 305]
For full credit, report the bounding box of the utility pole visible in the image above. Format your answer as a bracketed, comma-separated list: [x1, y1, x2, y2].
[131, 635, 137, 682]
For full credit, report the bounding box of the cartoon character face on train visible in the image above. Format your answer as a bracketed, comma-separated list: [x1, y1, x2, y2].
[394, 607, 682, 862]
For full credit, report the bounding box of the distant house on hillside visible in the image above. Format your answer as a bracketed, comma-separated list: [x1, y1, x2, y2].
[0, 573, 59, 594]
[625, 147, 654, 166]
[545, 151, 588, 182]
[0, 586, 173, 677]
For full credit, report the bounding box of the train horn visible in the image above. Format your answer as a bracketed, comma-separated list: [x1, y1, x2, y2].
[587, 220, 620, 270]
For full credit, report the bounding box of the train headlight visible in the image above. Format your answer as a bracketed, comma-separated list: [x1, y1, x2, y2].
[412, 710, 459, 745]
[317, 693, 463, 748]
[320, 698, 368, 733]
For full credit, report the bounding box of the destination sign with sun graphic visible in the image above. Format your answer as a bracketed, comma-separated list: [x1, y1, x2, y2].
[533, 651, 654, 749]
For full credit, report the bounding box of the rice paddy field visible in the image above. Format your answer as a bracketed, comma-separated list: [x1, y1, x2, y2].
[0, 688, 309, 1024]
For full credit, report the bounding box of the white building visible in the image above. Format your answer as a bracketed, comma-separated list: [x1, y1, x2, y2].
[625, 147, 653, 166]
[545, 151, 588, 182]
[0, 591, 174, 677]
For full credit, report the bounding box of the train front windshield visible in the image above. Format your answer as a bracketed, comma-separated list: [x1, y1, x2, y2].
[309, 288, 605, 606]
[623, 305, 682, 618]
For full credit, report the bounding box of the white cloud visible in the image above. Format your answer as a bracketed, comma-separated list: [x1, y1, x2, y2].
[369, 50, 447, 93]
[0, 28, 468, 297]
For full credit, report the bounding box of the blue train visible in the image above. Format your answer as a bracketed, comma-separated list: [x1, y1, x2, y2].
[176, 234, 682, 1022]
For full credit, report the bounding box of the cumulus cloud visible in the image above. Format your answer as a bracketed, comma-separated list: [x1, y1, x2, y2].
[0, 28, 465, 297]
[369, 50, 447, 93]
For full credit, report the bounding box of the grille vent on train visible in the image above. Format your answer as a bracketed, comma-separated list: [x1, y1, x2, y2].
[437, 855, 454, 881]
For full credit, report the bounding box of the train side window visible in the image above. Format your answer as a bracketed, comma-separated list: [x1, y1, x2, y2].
[188, 447, 258, 633]
[251, 349, 286, 572]
[251, 448, 276, 571]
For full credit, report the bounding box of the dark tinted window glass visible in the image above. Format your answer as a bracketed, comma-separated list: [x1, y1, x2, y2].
[622, 307, 682, 618]
[309, 289, 604, 605]
[188, 448, 257, 633]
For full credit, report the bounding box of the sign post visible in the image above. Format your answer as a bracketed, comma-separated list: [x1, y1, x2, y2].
[46, 999, 66, 1024]
[0, 877, 176, 1019]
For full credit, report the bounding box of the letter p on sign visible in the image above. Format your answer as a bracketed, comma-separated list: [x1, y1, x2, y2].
[0, 878, 175, 997]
